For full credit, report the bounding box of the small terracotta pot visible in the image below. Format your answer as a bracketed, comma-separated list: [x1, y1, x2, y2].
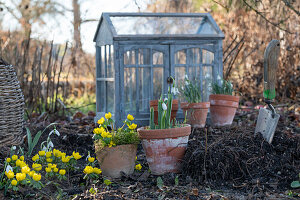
[137, 125, 191, 175]
[149, 99, 178, 124]
[181, 102, 210, 128]
[209, 94, 239, 126]
[95, 144, 137, 179]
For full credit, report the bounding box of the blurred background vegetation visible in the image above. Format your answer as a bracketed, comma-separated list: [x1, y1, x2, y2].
[0, 0, 299, 120]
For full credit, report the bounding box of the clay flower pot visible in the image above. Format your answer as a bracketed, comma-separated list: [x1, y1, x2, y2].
[95, 144, 137, 178]
[181, 102, 210, 128]
[137, 125, 191, 175]
[209, 94, 239, 126]
[149, 99, 178, 124]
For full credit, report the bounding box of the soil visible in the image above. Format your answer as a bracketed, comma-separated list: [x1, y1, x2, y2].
[0, 107, 299, 199]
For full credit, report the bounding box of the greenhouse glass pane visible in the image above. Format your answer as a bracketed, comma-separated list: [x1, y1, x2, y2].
[124, 68, 136, 112]
[96, 81, 105, 112]
[138, 49, 151, 65]
[110, 16, 217, 35]
[175, 66, 186, 87]
[106, 81, 114, 112]
[124, 50, 135, 65]
[139, 68, 151, 112]
[153, 51, 163, 65]
[175, 50, 186, 64]
[202, 49, 214, 64]
[153, 67, 163, 100]
[202, 66, 212, 102]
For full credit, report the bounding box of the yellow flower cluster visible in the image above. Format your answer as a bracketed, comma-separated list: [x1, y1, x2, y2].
[135, 164, 142, 171]
[72, 151, 82, 160]
[83, 166, 102, 175]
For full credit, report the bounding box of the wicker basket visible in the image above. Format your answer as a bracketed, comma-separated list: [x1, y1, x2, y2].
[0, 59, 24, 147]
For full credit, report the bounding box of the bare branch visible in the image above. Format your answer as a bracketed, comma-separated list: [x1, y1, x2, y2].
[242, 0, 293, 34]
[281, 0, 300, 16]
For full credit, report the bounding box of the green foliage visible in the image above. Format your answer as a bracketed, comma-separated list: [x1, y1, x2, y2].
[212, 79, 234, 95]
[291, 173, 300, 188]
[150, 107, 155, 129]
[156, 177, 164, 190]
[93, 113, 139, 148]
[26, 123, 57, 157]
[179, 76, 202, 103]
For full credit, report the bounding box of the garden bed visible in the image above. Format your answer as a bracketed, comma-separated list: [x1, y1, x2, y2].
[0, 109, 299, 199]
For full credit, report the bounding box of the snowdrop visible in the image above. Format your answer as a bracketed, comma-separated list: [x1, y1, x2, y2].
[6, 164, 13, 173]
[171, 87, 179, 95]
[49, 129, 60, 137]
[162, 103, 167, 110]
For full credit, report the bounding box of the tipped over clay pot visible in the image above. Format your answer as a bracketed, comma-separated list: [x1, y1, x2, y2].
[181, 102, 210, 128]
[209, 94, 239, 126]
[137, 125, 191, 175]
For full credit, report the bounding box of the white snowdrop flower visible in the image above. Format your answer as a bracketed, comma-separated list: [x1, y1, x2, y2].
[171, 87, 179, 95]
[12, 146, 16, 150]
[47, 141, 54, 148]
[164, 97, 168, 102]
[42, 146, 47, 151]
[49, 129, 60, 137]
[185, 81, 189, 86]
[217, 74, 221, 80]
[230, 82, 233, 88]
[185, 74, 188, 79]
[86, 154, 90, 161]
[162, 103, 167, 110]
[6, 165, 13, 173]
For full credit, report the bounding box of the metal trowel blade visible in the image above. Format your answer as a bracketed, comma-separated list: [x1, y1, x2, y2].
[255, 108, 280, 144]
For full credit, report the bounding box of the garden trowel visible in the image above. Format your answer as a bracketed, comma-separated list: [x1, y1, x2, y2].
[255, 40, 280, 144]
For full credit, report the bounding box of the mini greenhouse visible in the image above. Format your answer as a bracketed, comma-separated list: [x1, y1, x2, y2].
[93, 13, 225, 126]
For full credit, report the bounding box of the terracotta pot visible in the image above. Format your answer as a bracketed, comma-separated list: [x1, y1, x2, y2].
[95, 144, 137, 178]
[149, 99, 178, 124]
[209, 94, 239, 126]
[181, 102, 210, 128]
[137, 125, 191, 175]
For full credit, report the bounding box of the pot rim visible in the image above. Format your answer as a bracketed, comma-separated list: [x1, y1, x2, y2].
[181, 102, 210, 109]
[209, 94, 239, 102]
[137, 124, 191, 139]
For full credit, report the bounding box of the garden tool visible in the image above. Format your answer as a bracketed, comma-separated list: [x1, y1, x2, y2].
[255, 40, 280, 144]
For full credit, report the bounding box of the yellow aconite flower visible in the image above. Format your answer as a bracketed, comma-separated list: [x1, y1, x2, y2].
[6, 170, 14, 179]
[46, 158, 53, 162]
[32, 154, 39, 162]
[16, 159, 22, 167]
[59, 169, 66, 175]
[97, 117, 105, 125]
[88, 157, 95, 163]
[21, 166, 30, 174]
[19, 156, 24, 161]
[32, 173, 41, 181]
[32, 163, 42, 171]
[135, 164, 142, 171]
[12, 155, 18, 161]
[46, 151, 52, 158]
[93, 167, 102, 174]
[107, 133, 112, 138]
[6, 158, 11, 163]
[11, 179, 17, 186]
[101, 131, 109, 138]
[108, 141, 116, 148]
[83, 166, 94, 174]
[48, 164, 57, 169]
[72, 152, 82, 160]
[127, 114, 134, 121]
[93, 127, 102, 135]
[38, 151, 46, 156]
[53, 168, 58, 173]
[105, 112, 112, 119]
[45, 167, 52, 173]
[29, 171, 35, 177]
[62, 156, 71, 163]
[61, 152, 66, 157]
[16, 173, 26, 181]
[128, 123, 137, 130]
[53, 149, 62, 157]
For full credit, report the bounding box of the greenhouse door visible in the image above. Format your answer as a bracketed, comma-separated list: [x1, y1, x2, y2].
[170, 44, 217, 102]
[119, 45, 170, 124]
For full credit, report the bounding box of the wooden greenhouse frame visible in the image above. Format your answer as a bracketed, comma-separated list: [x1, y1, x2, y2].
[93, 12, 225, 126]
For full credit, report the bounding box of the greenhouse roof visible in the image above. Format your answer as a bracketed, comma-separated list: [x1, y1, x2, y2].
[94, 13, 224, 45]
